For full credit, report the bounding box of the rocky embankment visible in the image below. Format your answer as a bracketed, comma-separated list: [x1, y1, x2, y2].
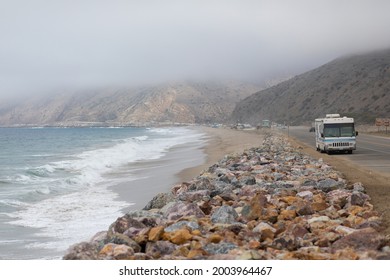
[64, 134, 390, 260]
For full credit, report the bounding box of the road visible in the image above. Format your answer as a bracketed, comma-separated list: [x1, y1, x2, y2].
[287, 126, 390, 175]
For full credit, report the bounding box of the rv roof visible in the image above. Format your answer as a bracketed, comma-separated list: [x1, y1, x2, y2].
[315, 117, 354, 123]
[326, 114, 340, 118]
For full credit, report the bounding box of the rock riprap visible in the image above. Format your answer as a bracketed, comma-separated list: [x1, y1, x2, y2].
[63, 134, 390, 260]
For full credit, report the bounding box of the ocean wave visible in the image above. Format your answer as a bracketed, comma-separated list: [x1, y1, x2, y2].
[1, 127, 206, 252]
[7, 186, 130, 251]
[0, 199, 30, 208]
[26, 165, 56, 178]
[0, 133, 164, 198]
[2, 128, 205, 193]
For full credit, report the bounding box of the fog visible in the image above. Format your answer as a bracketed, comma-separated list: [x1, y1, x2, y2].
[1, 0, 390, 99]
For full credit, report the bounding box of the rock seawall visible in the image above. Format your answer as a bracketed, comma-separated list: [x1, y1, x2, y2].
[64, 134, 390, 260]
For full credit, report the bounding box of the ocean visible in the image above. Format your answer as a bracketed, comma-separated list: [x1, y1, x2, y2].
[0, 126, 206, 259]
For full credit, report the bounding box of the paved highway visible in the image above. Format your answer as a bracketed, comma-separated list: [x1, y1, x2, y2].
[286, 126, 390, 175]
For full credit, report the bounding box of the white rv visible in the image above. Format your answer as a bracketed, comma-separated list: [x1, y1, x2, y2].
[315, 114, 358, 154]
[261, 119, 271, 128]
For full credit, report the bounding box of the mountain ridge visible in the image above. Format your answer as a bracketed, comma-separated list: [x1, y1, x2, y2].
[231, 49, 390, 125]
[0, 82, 261, 126]
[2, 49, 389, 127]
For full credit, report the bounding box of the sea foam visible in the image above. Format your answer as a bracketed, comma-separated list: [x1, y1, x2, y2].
[3, 127, 205, 254]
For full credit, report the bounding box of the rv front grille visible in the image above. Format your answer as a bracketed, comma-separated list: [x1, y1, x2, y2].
[332, 142, 350, 147]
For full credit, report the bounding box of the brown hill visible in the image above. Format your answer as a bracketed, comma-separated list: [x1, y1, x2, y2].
[231, 49, 390, 125]
[0, 82, 261, 126]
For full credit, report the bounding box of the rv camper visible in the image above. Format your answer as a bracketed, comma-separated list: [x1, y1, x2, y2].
[315, 114, 358, 154]
[261, 120, 271, 128]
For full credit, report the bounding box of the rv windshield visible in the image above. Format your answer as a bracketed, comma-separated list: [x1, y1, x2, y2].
[324, 123, 355, 137]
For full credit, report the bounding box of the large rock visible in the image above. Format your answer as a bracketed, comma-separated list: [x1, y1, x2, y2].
[316, 178, 342, 192]
[327, 189, 350, 208]
[104, 233, 142, 253]
[204, 242, 238, 255]
[63, 242, 99, 260]
[99, 243, 135, 260]
[242, 192, 268, 220]
[165, 228, 193, 245]
[161, 201, 205, 221]
[164, 220, 200, 232]
[143, 192, 174, 210]
[211, 205, 238, 224]
[178, 190, 211, 202]
[253, 222, 276, 241]
[239, 175, 256, 185]
[108, 215, 146, 235]
[349, 191, 369, 206]
[148, 226, 165, 242]
[188, 177, 215, 191]
[332, 228, 386, 251]
[145, 241, 178, 259]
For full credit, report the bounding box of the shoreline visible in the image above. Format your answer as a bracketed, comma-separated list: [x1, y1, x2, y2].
[111, 130, 207, 213]
[2, 126, 265, 260]
[112, 126, 266, 213]
[176, 127, 265, 183]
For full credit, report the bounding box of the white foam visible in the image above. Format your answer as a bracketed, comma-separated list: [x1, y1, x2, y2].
[5, 127, 204, 191]
[0, 199, 31, 208]
[8, 185, 130, 251]
[4, 133, 173, 193]
[4, 127, 206, 252]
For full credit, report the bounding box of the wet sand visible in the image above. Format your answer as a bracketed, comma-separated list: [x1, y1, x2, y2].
[111, 134, 206, 212]
[112, 126, 266, 212]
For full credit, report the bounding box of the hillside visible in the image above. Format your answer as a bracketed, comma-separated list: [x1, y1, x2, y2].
[0, 82, 261, 126]
[232, 49, 390, 125]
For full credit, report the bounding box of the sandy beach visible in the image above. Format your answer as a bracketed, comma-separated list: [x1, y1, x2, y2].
[111, 126, 266, 213]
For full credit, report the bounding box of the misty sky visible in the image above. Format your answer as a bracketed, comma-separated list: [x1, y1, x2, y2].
[1, 0, 390, 99]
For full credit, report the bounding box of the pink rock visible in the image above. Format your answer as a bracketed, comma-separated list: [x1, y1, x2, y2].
[296, 190, 314, 200]
[162, 201, 205, 221]
[332, 228, 386, 251]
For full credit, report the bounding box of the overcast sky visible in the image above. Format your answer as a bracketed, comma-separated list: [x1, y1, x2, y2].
[1, 0, 390, 99]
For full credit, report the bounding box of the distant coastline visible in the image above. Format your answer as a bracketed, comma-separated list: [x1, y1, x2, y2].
[0, 122, 198, 128]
